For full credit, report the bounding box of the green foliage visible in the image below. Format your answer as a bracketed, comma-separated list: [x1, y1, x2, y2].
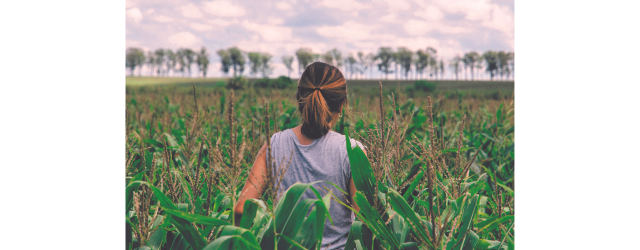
[125, 84, 514, 250]
[226, 76, 248, 90]
[414, 80, 437, 92]
[253, 76, 294, 89]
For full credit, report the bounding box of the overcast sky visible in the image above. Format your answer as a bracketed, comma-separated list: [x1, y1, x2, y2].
[126, 0, 514, 79]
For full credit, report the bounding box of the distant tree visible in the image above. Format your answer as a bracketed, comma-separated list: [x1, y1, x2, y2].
[396, 47, 413, 79]
[392, 50, 400, 80]
[227, 47, 245, 77]
[165, 49, 177, 77]
[507, 52, 514, 79]
[260, 53, 273, 78]
[375, 47, 394, 79]
[281, 55, 294, 77]
[313, 54, 320, 62]
[154, 49, 165, 76]
[176, 49, 187, 77]
[415, 49, 429, 79]
[449, 55, 462, 80]
[497, 51, 510, 80]
[216, 49, 231, 76]
[357, 51, 366, 79]
[295, 47, 314, 75]
[461, 55, 469, 80]
[426, 47, 437, 79]
[439, 59, 445, 80]
[248, 52, 262, 77]
[321, 52, 334, 65]
[329, 48, 343, 71]
[126, 47, 145, 77]
[184, 48, 196, 77]
[345, 53, 358, 79]
[464, 51, 480, 80]
[146, 51, 155, 76]
[125, 48, 136, 76]
[197, 47, 210, 77]
[429, 57, 437, 79]
[366, 53, 376, 79]
[482, 51, 499, 80]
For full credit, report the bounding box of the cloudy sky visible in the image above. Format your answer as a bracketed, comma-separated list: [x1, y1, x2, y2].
[126, 0, 514, 79]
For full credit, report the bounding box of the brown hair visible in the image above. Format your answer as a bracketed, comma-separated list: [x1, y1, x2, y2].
[296, 61, 347, 139]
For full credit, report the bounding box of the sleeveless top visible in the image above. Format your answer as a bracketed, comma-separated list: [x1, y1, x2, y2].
[269, 129, 364, 250]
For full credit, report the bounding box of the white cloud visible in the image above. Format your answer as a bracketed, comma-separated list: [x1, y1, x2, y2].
[167, 32, 201, 47]
[275, 2, 292, 10]
[430, 0, 513, 41]
[433, 0, 493, 21]
[267, 17, 284, 25]
[154, 15, 174, 23]
[145, 9, 155, 15]
[403, 19, 470, 35]
[414, 6, 444, 21]
[382, 0, 410, 12]
[321, 0, 369, 11]
[180, 4, 203, 19]
[125, 0, 134, 8]
[380, 13, 396, 23]
[203, 0, 246, 17]
[126, 8, 143, 24]
[481, 5, 514, 37]
[241, 20, 292, 42]
[316, 21, 374, 40]
[208, 19, 237, 26]
[191, 22, 214, 31]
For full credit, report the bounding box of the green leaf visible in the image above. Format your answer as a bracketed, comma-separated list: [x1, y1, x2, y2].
[345, 131, 378, 206]
[147, 215, 167, 250]
[496, 183, 514, 196]
[203, 235, 260, 250]
[452, 195, 479, 250]
[260, 181, 327, 249]
[441, 147, 474, 153]
[354, 240, 364, 250]
[278, 233, 309, 250]
[354, 192, 401, 248]
[163, 208, 231, 226]
[239, 199, 260, 229]
[387, 190, 435, 249]
[402, 171, 424, 200]
[461, 230, 479, 250]
[477, 215, 514, 233]
[139, 182, 207, 250]
[401, 242, 419, 250]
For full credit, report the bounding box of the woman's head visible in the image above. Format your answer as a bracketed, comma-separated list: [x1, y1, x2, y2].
[296, 61, 347, 139]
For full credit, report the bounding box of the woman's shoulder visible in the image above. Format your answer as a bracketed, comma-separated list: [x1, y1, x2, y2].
[270, 129, 293, 142]
[325, 131, 365, 151]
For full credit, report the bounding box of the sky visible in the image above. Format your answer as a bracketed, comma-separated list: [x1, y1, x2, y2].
[126, 0, 514, 79]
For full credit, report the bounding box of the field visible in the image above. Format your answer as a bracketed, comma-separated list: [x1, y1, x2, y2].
[125, 77, 515, 250]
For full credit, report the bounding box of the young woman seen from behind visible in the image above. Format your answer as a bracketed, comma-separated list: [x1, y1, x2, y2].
[234, 61, 364, 250]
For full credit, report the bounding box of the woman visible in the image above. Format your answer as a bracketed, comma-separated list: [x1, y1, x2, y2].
[234, 61, 364, 249]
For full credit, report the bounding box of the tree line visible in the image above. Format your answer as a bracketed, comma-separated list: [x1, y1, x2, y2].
[126, 47, 210, 77]
[126, 46, 514, 81]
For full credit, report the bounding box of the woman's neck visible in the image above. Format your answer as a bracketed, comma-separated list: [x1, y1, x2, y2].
[292, 125, 321, 145]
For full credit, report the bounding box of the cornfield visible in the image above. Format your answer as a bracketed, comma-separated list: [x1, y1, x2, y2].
[125, 82, 514, 250]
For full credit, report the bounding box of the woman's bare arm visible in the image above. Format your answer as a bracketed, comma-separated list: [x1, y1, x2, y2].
[234, 143, 268, 224]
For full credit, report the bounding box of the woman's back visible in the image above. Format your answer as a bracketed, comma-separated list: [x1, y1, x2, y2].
[270, 129, 363, 250]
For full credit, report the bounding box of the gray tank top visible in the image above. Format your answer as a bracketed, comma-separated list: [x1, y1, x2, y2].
[269, 129, 364, 250]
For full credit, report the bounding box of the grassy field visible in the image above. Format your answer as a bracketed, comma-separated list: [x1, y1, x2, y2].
[125, 80, 515, 249]
[126, 76, 514, 91]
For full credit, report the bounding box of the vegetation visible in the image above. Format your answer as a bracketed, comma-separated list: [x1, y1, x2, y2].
[126, 81, 514, 249]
